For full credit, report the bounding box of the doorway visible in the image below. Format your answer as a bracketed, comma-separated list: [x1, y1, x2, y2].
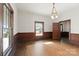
[59, 20, 71, 43]
[35, 21, 44, 40]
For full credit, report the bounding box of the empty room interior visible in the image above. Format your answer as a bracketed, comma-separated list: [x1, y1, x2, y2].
[0, 3, 79, 56]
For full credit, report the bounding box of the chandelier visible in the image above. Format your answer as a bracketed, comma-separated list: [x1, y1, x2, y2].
[51, 3, 58, 19]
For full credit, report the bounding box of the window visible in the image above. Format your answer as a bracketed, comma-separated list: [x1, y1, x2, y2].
[3, 4, 13, 55]
[35, 22, 44, 36]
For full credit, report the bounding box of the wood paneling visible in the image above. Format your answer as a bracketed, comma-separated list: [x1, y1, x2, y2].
[70, 33, 79, 45]
[52, 23, 60, 40]
[0, 3, 3, 56]
[17, 32, 36, 42]
[36, 32, 52, 40]
[70, 33, 79, 41]
[15, 32, 52, 42]
[43, 32, 52, 39]
[61, 32, 69, 38]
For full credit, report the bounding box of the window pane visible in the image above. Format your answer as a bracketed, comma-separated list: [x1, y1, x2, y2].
[36, 23, 43, 36]
[3, 5, 10, 52]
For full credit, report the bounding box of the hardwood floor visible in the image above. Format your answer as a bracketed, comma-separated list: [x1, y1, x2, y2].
[14, 39, 79, 56]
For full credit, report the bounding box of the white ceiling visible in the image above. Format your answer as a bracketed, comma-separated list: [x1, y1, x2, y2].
[15, 3, 79, 16]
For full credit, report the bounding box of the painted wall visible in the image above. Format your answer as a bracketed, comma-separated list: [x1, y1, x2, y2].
[10, 3, 18, 35]
[13, 3, 79, 34]
[17, 10, 53, 33]
[53, 5, 79, 34]
[60, 21, 70, 32]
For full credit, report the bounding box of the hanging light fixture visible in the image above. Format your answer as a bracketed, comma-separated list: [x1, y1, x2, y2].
[51, 3, 58, 19]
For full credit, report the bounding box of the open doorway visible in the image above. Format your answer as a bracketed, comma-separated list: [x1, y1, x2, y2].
[35, 21, 44, 40]
[59, 20, 71, 43]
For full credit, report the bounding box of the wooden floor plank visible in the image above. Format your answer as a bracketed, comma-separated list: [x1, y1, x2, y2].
[14, 39, 79, 56]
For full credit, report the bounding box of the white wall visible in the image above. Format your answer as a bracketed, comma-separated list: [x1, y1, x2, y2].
[11, 3, 79, 34]
[10, 3, 18, 35]
[60, 21, 70, 32]
[17, 10, 53, 33]
[53, 5, 79, 34]
[63, 21, 70, 32]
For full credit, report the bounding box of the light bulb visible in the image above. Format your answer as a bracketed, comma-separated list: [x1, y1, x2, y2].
[55, 15, 58, 18]
[51, 15, 58, 19]
[51, 16, 54, 19]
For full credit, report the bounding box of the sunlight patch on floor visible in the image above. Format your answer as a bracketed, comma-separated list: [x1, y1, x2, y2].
[43, 42, 54, 45]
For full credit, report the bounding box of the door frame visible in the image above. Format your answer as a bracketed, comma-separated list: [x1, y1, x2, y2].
[34, 21, 44, 40]
[59, 19, 71, 40]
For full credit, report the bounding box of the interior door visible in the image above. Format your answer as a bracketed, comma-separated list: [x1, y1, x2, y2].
[0, 3, 3, 56]
[53, 23, 60, 40]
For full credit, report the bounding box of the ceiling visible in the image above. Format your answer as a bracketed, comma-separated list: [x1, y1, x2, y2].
[15, 3, 79, 16]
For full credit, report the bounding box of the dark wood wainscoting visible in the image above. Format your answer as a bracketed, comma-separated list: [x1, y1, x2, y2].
[17, 32, 35, 42]
[70, 33, 79, 45]
[36, 32, 52, 40]
[14, 32, 52, 42]
[43, 32, 52, 39]
[61, 32, 69, 38]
